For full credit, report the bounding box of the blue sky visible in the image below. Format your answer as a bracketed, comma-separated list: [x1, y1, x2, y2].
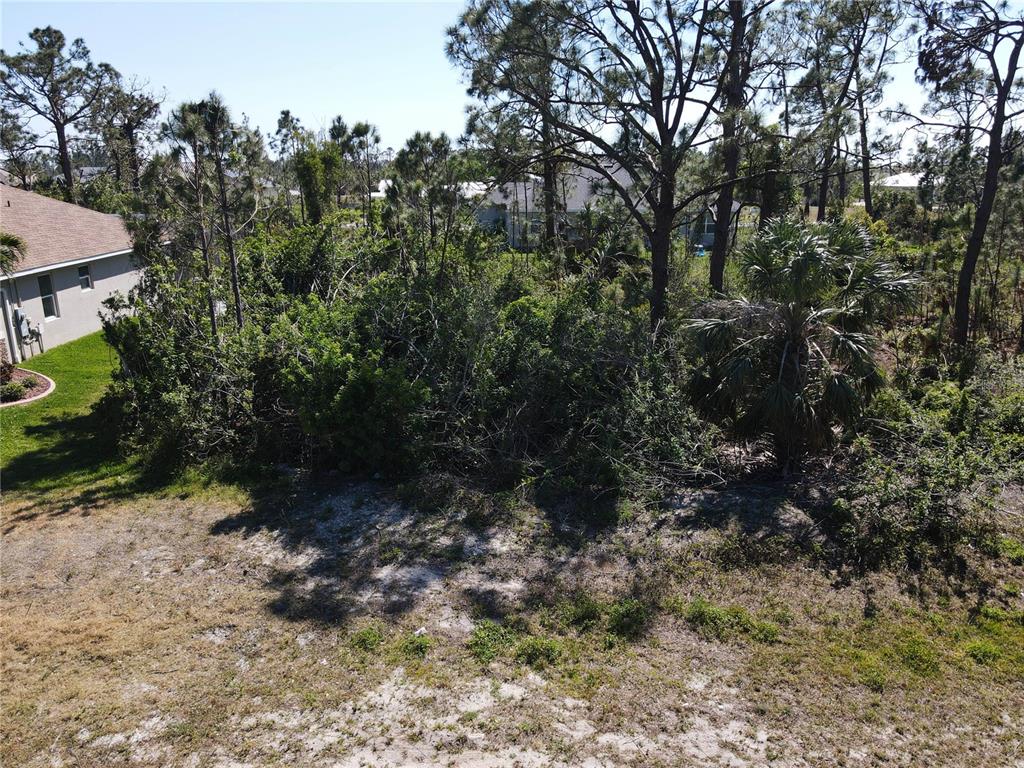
[1, 1, 471, 151]
[2, 1, 929, 154]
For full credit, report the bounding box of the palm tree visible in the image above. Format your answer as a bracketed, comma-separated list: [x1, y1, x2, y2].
[689, 218, 917, 469]
[0, 231, 26, 373]
[0, 231, 26, 275]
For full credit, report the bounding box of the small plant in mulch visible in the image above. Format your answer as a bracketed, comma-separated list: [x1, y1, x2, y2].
[0, 354, 14, 384]
[0, 381, 25, 402]
[0, 370, 42, 403]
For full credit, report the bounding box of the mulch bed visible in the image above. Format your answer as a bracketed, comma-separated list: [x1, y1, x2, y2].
[3, 368, 47, 404]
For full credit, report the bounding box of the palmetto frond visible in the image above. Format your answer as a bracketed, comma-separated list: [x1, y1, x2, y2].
[826, 327, 877, 368]
[687, 316, 739, 356]
[688, 217, 919, 467]
[0, 231, 27, 275]
[823, 372, 862, 425]
[838, 259, 918, 324]
[740, 218, 834, 304]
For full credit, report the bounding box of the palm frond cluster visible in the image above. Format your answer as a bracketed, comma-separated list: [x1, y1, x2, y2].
[690, 218, 917, 467]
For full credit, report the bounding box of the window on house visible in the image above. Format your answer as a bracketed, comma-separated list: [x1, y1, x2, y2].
[38, 274, 58, 319]
[78, 264, 93, 290]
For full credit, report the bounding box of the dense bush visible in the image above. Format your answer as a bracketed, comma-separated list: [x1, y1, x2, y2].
[102, 216, 714, 494]
[830, 359, 1024, 570]
[1, 380, 26, 402]
[98, 206, 1019, 574]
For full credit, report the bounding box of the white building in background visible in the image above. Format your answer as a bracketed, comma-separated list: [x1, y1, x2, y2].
[0, 184, 140, 363]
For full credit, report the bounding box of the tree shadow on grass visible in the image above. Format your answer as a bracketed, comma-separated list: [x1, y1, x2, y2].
[209, 481, 458, 627]
[205, 469, 642, 632]
[1, 408, 186, 532]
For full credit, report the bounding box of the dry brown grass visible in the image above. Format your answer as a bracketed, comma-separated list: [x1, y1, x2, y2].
[2, 479, 1023, 767]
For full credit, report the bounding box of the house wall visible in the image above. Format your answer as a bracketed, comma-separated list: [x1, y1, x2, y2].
[2, 251, 139, 362]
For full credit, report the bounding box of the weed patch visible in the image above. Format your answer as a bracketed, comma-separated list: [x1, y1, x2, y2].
[350, 623, 385, 653]
[467, 620, 518, 664]
[514, 636, 562, 669]
[397, 631, 432, 660]
[606, 598, 651, 640]
[964, 639, 1002, 665]
[999, 536, 1024, 565]
[671, 597, 781, 644]
[555, 593, 604, 633]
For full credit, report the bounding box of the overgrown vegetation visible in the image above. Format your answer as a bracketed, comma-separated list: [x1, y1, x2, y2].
[3, 2, 1024, 587]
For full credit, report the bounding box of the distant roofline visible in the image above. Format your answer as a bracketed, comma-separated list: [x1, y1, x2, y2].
[2, 247, 135, 280]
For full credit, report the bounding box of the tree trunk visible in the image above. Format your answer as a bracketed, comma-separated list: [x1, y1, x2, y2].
[126, 126, 142, 194]
[856, 87, 874, 219]
[816, 142, 834, 223]
[953, 114, 1003, 345]
[650, 220, 671, 334]
[781, 69, 790, 136]
[710, 0, 747, 293]
[193, 146, 219, 346]
[55, 123, 76, 204]
[650, 165, 675, 332]
[541, 117, 557, 247]
[759, 167, 776, 228]
[214, 153, 244, 329]
[364, 150, 372, 231]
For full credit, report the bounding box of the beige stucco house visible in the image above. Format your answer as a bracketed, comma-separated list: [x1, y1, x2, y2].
[1, 184, 139, 363]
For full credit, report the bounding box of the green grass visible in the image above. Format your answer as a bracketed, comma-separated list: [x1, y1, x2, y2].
[670, 596, 781, 644]
[1, 332, 134, 498]
[467, 620, 519, 664]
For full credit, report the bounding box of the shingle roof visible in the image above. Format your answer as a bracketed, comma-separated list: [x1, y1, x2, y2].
[0, 184, 133, 274]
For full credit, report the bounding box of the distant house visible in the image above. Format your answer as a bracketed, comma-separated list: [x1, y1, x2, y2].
[471, 163, 632, 249]
[0, 184, 139, 363]
[471, 164, 751, 251]
[878, 172, 924, 191]
[678, 199, 753, 250]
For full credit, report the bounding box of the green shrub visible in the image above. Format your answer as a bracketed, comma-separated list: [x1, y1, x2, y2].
[999, 537, 1024, 565]
[467, 620, 518, 663]
[397, 631, 432, 660]
[350, 623, 384, 653]
[856, 658, 888, 692]
[0, 380, 26, 402]
[556, 594, 604, 633]
[964, 639, 1002, 665]
[514, 636, 562, 669]
[678, 597, 780, 644]
[606, 598, 651, 640]
[831, 438, 993, 571]
[892, 633, 939, 676]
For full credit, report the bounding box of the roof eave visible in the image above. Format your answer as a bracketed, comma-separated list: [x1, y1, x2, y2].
[2, 247, 136, 280]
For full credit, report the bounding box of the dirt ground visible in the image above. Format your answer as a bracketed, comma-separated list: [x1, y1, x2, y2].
[2, 478, 1023, 767]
